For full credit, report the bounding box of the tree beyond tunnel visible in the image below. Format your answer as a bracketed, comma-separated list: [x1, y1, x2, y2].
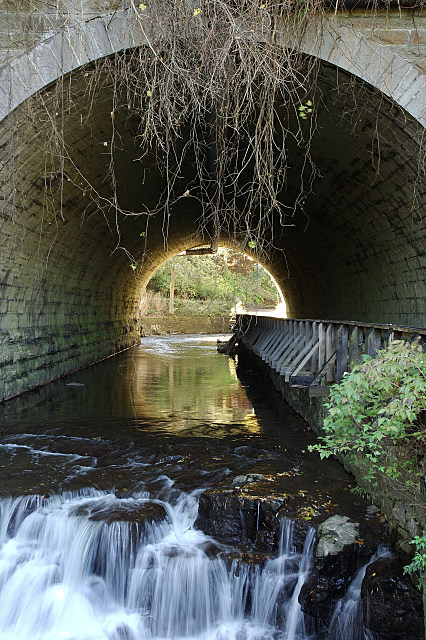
[0, 0, 425, 401]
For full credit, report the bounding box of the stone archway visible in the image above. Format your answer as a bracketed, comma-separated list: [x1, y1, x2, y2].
[0, 5, 424, 401]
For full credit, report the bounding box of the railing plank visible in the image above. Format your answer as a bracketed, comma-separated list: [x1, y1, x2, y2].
[336, 324, 349, 383]
[367, 327, 382, 357]
[234, 315, 426, 388]
[325, 324, 335, 382]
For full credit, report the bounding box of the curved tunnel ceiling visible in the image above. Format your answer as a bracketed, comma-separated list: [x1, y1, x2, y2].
[0, 51, 425, 400]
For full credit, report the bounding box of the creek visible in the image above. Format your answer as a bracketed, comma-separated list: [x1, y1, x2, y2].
[0, 335, 422, 639]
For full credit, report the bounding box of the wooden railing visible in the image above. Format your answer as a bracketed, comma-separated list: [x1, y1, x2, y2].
[235, 315, 426, 396]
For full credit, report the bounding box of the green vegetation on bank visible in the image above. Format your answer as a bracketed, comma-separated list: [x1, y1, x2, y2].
[308, 339, 426, 587]
[405, 536, 426, 590]
[142, 249, 280, 316]
[308, 340, 426, 488]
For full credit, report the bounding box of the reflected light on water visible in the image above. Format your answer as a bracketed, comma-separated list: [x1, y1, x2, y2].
[242, 411, 261, 434]
[228, 357, 239, 382]
[126, 336, 258, 435]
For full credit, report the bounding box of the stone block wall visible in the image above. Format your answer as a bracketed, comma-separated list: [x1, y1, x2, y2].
[0, 8, 424, 402]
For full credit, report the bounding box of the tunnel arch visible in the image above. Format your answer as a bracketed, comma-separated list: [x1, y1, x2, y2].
[0, 9, 425, 401]
[0, 8, 424, 125]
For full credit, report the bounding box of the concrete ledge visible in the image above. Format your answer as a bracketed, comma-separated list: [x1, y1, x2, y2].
[140, 315, 229, 336]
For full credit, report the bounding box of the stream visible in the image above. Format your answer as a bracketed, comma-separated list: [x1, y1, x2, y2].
[0, 335, 422, 639]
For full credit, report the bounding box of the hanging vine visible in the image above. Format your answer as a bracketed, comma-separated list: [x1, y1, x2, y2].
[1, 0, 329, 266]
[102, 0, 322, 257]
[2, 0, 423, 270]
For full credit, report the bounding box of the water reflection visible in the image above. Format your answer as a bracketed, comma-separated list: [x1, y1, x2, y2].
[126, 337, 259, 432]
[0, 336, 258, 436]
[0, 334, 380, 542]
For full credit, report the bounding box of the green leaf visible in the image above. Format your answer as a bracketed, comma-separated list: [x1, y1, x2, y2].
[131, 264, 137, 270]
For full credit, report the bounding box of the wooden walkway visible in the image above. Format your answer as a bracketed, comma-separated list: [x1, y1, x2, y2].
[234, 315, 426, 396]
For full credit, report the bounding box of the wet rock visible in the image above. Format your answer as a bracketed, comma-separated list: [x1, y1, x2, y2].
[300, 548, 367, 626]
[199, 540, 226, 559]
[232, 475, 248, 487]
[75, 500, 168, 527]
[195, 492, 259, 545]
[316, 515, 359, 558]
[232, 474, 268, 487]
[300, 515, 374, 628]
[255, 529, 276, 551]
[366, 504, 380, 516]
[194, 491, 310, 552]
[362, 556, 425, 640]
[91, 501, 167, 526]
[219, 548, 271, 569]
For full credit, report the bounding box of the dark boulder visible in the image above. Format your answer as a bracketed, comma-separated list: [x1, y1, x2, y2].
[73, 499, 168, 528]
[362, 556, 425, 640]
[299, 514, 374, 627]
[300, 548, 368, 627]
[194, 490, 310, 552]
[89, 500, 168, 526]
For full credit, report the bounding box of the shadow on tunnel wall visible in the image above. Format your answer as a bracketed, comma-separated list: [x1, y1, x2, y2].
[0, 49, 424, 401]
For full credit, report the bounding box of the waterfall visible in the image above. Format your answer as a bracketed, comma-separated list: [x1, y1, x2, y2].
[0, 488, 392, 640]
[0, 489, 318, 640]
[284, 528, 316, 640]
[249, 518, 315, 639]
[328, 547, 391, 640]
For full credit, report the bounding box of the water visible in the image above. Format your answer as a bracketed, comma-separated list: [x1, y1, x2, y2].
[0, 489, 318, 640]
[328, 548, 391, 640]
[0, 335, 393, 639]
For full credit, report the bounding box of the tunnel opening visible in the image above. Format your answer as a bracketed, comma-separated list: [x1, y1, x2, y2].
[0, 7, 424, 400]
[141, 246, 286, 320]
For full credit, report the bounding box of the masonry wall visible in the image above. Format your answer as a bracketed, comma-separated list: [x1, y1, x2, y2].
[0, 46, 425, 402]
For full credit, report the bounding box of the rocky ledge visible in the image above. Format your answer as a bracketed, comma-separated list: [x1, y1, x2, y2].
[195, 485, 424, 639]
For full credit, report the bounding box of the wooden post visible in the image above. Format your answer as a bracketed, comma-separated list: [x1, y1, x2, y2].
[310, 322, 319, 372]
[325, 324, 335, 382]
[305, 321, 313, 371]
[367, 328, 381, 357]
[349, 326, 363, 367]
[169, 263, 175, 315]
[384, 328, 395, 348]
[318, 323, 325, 372]
[336, 324, 349, 383]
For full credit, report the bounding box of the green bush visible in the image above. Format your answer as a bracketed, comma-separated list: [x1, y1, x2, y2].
[404, 534, 426, 590]
[308, 340, 426, 487]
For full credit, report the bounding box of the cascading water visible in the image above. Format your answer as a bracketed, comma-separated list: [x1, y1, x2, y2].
[328, 548, 391, 640]
[0, 487, 390, 640]
[0, 336, 418, 640]
[0, 489, 319, 640]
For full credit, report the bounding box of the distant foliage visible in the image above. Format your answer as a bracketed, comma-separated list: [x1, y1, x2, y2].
[147, 249, 280, 310]
[308, 340, 426, 488]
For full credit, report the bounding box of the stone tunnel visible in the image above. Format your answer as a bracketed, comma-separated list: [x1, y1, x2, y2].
[0, 2, 425, 401]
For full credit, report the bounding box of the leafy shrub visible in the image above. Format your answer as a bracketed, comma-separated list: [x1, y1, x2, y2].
[308, 340, 426, 487]
[404, 534, 426, 590]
